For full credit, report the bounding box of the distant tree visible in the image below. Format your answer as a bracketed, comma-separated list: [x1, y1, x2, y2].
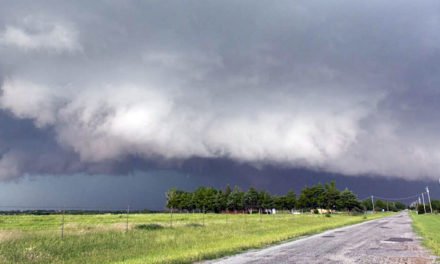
[323, 181, 340, 211]
[244, 187, 260, 213]
[375, 199, 386, 211]
[164, 181, 371, 214]
[180, 192, 194, 212]
[431, 200, 440, 211]
[166, 188, 177, 210]
[337, 189, 360, 211]
[285, 190, 297, 211]
[227, 186, 244, 212]
[166, 188, 186, 211]
[272, 195, 284, 210]
[361, 199, 373, 211]
[259, 191, 273, 211]
[417, 204, 426, 214]
[193, 187, 218, 212]
[297, 184, 325, 209]
[224, 185, 232, 200]
[297, 186, 312, 209]
[214, 190, 226, 213]
[394, 202, 406, 211]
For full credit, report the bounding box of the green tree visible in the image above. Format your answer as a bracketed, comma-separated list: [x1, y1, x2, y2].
[166, 188, 187, 211]
[214, 190, 226, 213]
[180, 192, 194, 212]
[272, 195, 285, 210]
[361, 199, 373, 211]
[297, 184, 325, 209]
[394, 202, 406, 211]
[323, 181, 340, 211]
[227, 186, 244, 212]
[285, 190, 297, 211]
[244, 187, 260, 213]
[337, 189, 360, 211]
[221, 186, 232, 212]
[259, 191, 273, 210]
[375, 199, 386, 211]
[193, 187, 218, 212]
[431, 200, 440, 211]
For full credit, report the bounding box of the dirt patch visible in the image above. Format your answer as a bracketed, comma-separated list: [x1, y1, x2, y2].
[0, 230, 23, 242]
[64, 223, 134, 234]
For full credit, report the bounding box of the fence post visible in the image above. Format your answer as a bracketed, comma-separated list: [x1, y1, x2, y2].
[170, 208, 173, 228]
[61, 209, 65, 240]
[245, 210, 247, 224]
[259, 209, 262, 223]
[126, 205, 130, 233]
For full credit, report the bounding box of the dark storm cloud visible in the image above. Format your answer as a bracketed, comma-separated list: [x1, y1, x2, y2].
[1, 0, 440, 180]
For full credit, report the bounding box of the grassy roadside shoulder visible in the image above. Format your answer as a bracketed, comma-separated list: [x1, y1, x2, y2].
[0, 212, 393, 264]
[411, 212, 440, 256]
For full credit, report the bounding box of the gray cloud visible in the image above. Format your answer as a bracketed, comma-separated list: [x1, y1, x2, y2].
[1, 0, 440, 181]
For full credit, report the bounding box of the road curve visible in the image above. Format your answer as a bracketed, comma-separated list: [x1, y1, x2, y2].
[203, 212, 436, 264]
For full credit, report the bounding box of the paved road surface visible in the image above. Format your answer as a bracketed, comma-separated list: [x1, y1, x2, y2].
[203, 212, 437, 264]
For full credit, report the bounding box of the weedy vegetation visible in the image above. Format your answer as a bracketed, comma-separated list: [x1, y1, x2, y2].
[0, 212, 391, 264]
[411, 213, 440, 256]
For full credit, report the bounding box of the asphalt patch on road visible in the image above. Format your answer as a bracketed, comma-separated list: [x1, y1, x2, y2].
[396, 222, 412, 225]
[380, 226, 392, 229]
[385, 237, 413, 242]
[322, 235, 335, 238]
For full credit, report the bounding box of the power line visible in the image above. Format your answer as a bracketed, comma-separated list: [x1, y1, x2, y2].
[372, 193, 422, 201]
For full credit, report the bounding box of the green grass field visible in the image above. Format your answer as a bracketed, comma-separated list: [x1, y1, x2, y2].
[411, 213, 440, 256]
[0, 212, 391, 264]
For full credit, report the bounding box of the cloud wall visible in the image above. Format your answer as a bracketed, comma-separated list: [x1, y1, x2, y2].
[1, 0, 440, 180]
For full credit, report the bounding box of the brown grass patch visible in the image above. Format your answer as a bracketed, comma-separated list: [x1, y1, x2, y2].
[0, 230, 23, 242]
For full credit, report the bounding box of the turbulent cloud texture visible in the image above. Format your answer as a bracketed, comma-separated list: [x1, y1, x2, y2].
[1, 0, 440, 180]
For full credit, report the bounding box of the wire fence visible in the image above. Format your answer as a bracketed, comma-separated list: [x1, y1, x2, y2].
[0, 206, 342, 240]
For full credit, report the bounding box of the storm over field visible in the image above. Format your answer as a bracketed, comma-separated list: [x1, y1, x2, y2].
[1, 0, 440, 185]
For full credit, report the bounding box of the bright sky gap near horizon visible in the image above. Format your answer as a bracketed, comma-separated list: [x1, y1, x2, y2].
[1, 0, 440, 209]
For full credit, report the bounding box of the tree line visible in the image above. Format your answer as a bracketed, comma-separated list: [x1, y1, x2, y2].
[166, 181, 406, 213]
[414, 200, 440, 214]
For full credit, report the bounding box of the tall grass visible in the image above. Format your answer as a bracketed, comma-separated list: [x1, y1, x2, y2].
[411, 213, 440, 256]
[0, 213, 390, 263]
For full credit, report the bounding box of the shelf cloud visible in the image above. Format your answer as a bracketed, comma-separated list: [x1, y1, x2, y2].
[1, 0, 440, 181]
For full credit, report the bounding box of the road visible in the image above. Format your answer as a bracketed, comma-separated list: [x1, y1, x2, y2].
[203, 212, 437, 264]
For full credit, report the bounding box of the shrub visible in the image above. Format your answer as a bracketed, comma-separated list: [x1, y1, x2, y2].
[135, 224, 164, 230]
[185, 223, 204, 228]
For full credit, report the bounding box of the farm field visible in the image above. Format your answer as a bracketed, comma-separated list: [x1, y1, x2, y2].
[411, 213, 440, 256]
[0, 212, 392, 264]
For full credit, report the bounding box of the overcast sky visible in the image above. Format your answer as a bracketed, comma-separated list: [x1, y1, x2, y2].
[1, 0, 440, 208]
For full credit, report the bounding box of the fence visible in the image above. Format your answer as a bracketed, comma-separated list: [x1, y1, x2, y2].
[0, 205, 325, 240]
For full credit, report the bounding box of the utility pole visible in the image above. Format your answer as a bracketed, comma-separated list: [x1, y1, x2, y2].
[371, 196, 375, 213]
[386, 201, 389, 212]
[421, 193, 427, 214]
[426, 187, 433, 214]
